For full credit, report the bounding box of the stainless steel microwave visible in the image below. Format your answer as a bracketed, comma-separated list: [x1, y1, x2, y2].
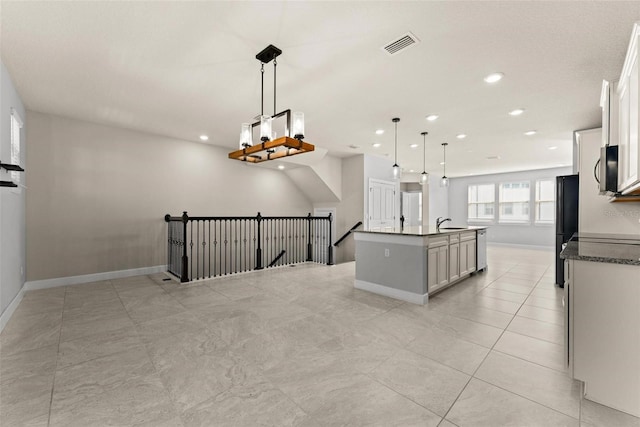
[596, 145, 618, 195]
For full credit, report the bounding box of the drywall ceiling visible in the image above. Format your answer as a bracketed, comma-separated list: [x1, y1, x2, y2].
[2, 1, 639, 177]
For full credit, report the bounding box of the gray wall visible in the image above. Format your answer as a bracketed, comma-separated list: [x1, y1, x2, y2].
[428, 174, 449, 227]
[1, 61, 26, 316]
[448, 167, 573, 247]
[26, 112, 313, 281]
[315, 154, 364, 263]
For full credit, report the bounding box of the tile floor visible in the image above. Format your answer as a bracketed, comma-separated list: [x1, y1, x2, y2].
[1, 245, 639, 426]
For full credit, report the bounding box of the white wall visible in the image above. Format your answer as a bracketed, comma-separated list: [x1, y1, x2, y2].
[315, 154, 364, 263]
[0, 61, 27, 319]
[26, 112, 313, 282]
[578, 128, 640, 234]
[448, 167, 573, 247]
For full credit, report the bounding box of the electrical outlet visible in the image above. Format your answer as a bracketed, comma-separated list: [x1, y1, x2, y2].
[384, 248, 390, 257]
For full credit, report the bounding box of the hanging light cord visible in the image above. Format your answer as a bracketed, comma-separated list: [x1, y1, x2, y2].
[394, 121, 398, 164]
[260, 62, 265, 116]
[273, 56, 277, 116]
[443, 144, 447, 176]
[423, 134, 426, 172]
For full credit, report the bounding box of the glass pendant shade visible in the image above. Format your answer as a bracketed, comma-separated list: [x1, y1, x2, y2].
[420, 132, 429, 186]
[260, 115, 272, 141]
[292, 112, 305, 139]
[392, 164, 402, 180]
[420, 171, 428, 186]
[440, 142, 448, 187]
[239, 123, 252, 148]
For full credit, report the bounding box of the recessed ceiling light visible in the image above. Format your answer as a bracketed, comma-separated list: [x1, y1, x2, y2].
[486, 155, 501, 160]
[509, 109, 525, 116]
[426, 114, 439, 121]
[410, 144, 419, 148]
[375, 129, 384, 135]
[484, 72, 504, 83]
[409, 169, 415, 173]
[548, 146, 558, 150]
[349, 144, 360, 149]
[440, 161, 445, 165]
[277, 165, 285, 170]
[372, 143, 382, 148]
[524, 130, 537, 136]
[199, 135, 209, 141]
[456, 134, 467, 139]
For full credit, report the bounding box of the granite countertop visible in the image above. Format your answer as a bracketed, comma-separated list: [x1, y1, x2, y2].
[355, 225, 487, 237]
[560, 232, 640, 266]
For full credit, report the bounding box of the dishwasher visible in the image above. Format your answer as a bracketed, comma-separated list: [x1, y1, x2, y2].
[476, 229, 487, 271]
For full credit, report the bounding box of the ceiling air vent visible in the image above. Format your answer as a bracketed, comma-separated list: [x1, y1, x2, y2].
[382, 32, 420, 56]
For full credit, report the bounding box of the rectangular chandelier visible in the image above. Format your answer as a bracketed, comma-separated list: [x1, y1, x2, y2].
[229, 45, 314, 163]
[228, 136, 314, 163]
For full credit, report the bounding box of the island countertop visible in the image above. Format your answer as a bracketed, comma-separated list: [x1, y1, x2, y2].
[355, 225, 487, 237]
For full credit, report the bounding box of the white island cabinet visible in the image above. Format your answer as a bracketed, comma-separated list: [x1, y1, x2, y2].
[354, 227, 484, 304]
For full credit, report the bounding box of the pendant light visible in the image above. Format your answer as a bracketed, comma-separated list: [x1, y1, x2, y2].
[420, 132, 429, 186]
[440, 142, 449, 187]
[392, 117, 401, 180]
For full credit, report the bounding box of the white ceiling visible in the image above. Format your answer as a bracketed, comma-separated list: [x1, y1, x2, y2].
[2, 1, 639, 177]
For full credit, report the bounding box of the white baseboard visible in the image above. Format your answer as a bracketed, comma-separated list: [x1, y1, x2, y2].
[1, 286, 25, 333]
[488, 242, 554, 251]
[24, 265, 168, 291]
[355, 279, 428, 305]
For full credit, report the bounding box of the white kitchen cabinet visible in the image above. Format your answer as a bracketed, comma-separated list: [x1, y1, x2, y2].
[617, 22, 640, 195]
[461, 239, 476, 276]
[427, 235, 450, 293]
[566, 259, 640, 417]
[459, 232, 477, 276]
[449, 243, 460, 283]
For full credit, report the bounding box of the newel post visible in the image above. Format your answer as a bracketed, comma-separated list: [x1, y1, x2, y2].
[327, 213, 334, 265]
[306, 213, 313, 261]
[181, 211, 189, 282]
[255, 212, 263, 270]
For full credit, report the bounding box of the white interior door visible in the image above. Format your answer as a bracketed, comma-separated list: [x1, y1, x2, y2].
[401, 192, 421, 227]
[368, 179, 396, 231]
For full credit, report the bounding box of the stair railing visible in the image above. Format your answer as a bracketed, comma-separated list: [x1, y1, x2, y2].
[164, 212, 333, 282]
[334, 221, 363, 247]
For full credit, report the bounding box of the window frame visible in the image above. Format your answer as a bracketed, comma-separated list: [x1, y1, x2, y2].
[467, 183, 496, 224]
[534, 178, 556, 225]
[498, 180, 531, 224]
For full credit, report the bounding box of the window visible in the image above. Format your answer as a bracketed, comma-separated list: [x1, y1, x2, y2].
[10, 109, 23, 184]
[468, 184, 495, 221]
[499, 181, 530, 222]
[535, 179, 555, 224]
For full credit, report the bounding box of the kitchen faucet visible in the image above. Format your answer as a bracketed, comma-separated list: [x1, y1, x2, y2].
[436, 217, 452, 230]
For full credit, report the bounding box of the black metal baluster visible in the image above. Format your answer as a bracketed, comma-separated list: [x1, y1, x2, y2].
[256, 213, 263, 270]
[213, 220, 220, 276]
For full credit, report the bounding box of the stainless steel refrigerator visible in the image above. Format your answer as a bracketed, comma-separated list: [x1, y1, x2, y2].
[555, 174, 579, 287]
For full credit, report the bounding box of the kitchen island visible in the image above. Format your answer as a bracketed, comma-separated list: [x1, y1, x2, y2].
[353, 226, 487, 305]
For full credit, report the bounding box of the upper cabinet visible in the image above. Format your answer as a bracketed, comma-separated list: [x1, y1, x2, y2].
[616, 23, 640, 195]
